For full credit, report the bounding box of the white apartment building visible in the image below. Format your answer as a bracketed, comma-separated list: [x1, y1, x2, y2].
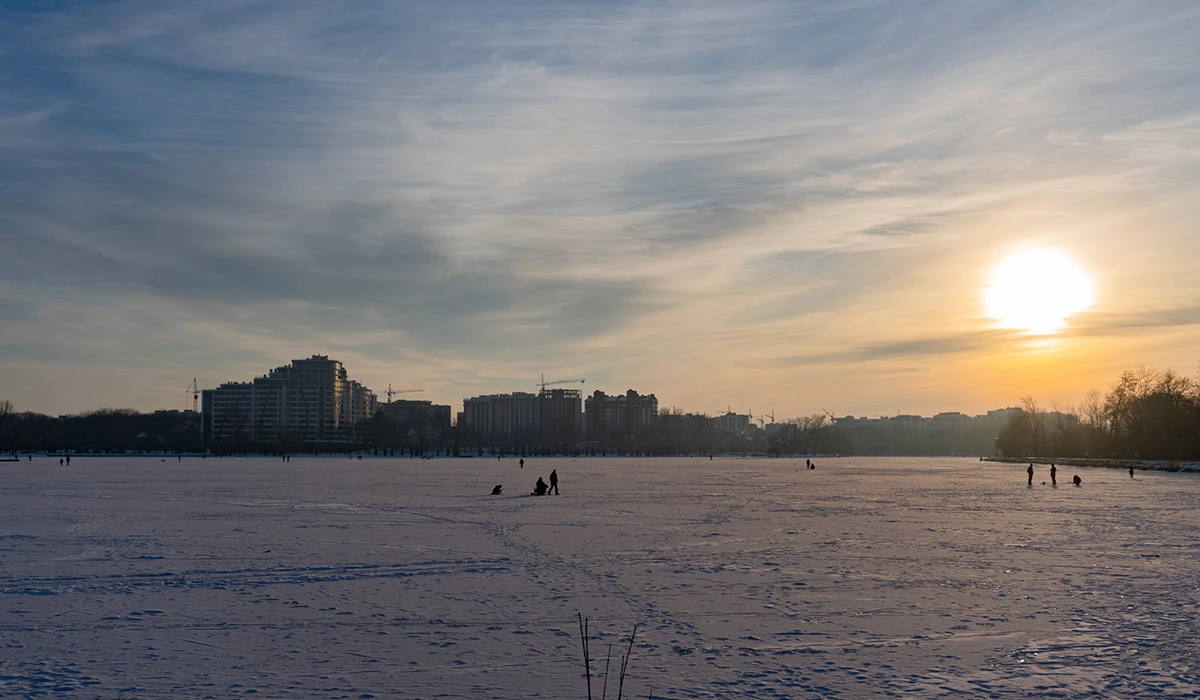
[202, 355, 376, 447]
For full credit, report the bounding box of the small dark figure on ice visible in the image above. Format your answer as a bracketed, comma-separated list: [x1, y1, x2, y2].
[1130, 466, 1135, 479]
[1073, 474, 1082, 487]
[491, 484, 503, 495]
[520, 458, 525, 469]
[548, 469, 559, 495]
[1027, 463, 1034, 485]
[1050, 463, 1057, 486]
[532, 477, 548, 496]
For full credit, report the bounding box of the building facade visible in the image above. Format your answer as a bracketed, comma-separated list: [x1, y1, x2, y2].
[537, 388, 583, 448]
[202, 355, 376, 448]
[460, 392, 539, 447]
[376, 399, 453, 440]
[711, 411, 751, 435]
[459, 389, 584, 450]
[584, 389, 659, 446]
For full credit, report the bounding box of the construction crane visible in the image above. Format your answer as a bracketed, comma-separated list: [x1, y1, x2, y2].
[757, 411, 775, 429]
[187, 378, 201, 413]
[537, 374, 585, 392]
[385, 384, 424, 402]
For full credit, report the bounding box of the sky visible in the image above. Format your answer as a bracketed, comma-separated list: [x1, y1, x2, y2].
[3, 0, 1200, 420]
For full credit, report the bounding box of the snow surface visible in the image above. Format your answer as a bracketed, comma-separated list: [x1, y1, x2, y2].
[2, 456, 1199, 699]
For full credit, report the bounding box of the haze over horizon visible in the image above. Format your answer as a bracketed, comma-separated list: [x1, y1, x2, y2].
[4, 1, 1200, 418]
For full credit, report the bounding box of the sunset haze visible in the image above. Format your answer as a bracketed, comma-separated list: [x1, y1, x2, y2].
[3, 0, 1200, 418]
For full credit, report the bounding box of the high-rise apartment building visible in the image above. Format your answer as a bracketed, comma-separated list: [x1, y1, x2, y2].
[711, 411, 751, 435]
[459, 388, 583, 449]
[537, 388, 583, 447]
[584, 389, 658, 445]
[202, 355, 376, 447]
[460, 392, 539, 446]
[377, 399, 453, 439]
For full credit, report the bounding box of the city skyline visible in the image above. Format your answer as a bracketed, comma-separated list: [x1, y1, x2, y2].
[5, 2, 1200, 418]
[184, 352, 1021, 427]
[182, 352, 1029, 455]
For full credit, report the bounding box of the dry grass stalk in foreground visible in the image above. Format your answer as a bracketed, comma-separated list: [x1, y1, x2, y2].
[578, 613, 641, 699]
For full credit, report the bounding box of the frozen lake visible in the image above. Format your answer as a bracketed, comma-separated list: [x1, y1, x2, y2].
[2, 455, 1199, 698]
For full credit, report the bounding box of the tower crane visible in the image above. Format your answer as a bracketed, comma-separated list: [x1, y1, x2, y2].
[187, 378, 202, 413]
[537, 374, 585, 392]
[386, 384, 424, 402]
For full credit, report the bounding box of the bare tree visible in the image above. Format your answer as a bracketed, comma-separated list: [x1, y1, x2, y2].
[1020, 395, 1045, 458]
[1079, 389, 1104, 429]
[1077, 388, 1106, 455]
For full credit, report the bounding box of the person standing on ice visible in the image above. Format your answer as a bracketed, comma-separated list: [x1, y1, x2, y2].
[1027, 463, 1034, 485]
[548, 469, 559, 495]
[1050, 464, 1057, 486]
[1130, 465, 1135, 479]
[519, 458, 525, 469]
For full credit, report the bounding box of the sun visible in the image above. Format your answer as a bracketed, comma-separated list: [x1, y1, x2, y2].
[984, 249, 1094, 334]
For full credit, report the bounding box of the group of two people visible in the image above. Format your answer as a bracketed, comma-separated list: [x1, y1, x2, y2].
[533, 469, 559, 496]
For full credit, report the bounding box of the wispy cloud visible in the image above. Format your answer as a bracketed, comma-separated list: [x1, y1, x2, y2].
[770, 329, 1027, 367]
[3, 0, 1200, 414]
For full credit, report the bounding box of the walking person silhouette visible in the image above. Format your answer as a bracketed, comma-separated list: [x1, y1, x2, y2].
[548, 469, 559, 495]
[1027, 463, 1034, 486]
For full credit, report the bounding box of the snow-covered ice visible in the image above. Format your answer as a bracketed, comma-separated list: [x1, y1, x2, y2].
[3, 456, 1199, 698]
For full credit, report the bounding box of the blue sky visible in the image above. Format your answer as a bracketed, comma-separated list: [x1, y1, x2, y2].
[4, 0, 1200, 417]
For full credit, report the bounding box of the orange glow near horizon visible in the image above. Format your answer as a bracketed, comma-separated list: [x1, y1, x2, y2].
[984, 249, 1095, 335]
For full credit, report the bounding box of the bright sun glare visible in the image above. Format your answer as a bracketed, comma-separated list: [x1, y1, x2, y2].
[984, 249, 1094, 335]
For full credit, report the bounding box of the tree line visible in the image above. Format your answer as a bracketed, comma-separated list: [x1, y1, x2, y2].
[0, 403, 202, 454]
[997, 366, 1200, 461]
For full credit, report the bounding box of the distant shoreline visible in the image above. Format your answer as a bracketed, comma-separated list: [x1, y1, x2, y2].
[983, 456, 1200, 474]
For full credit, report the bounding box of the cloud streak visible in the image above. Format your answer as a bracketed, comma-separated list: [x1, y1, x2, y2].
[3, 0, 1200, 415]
